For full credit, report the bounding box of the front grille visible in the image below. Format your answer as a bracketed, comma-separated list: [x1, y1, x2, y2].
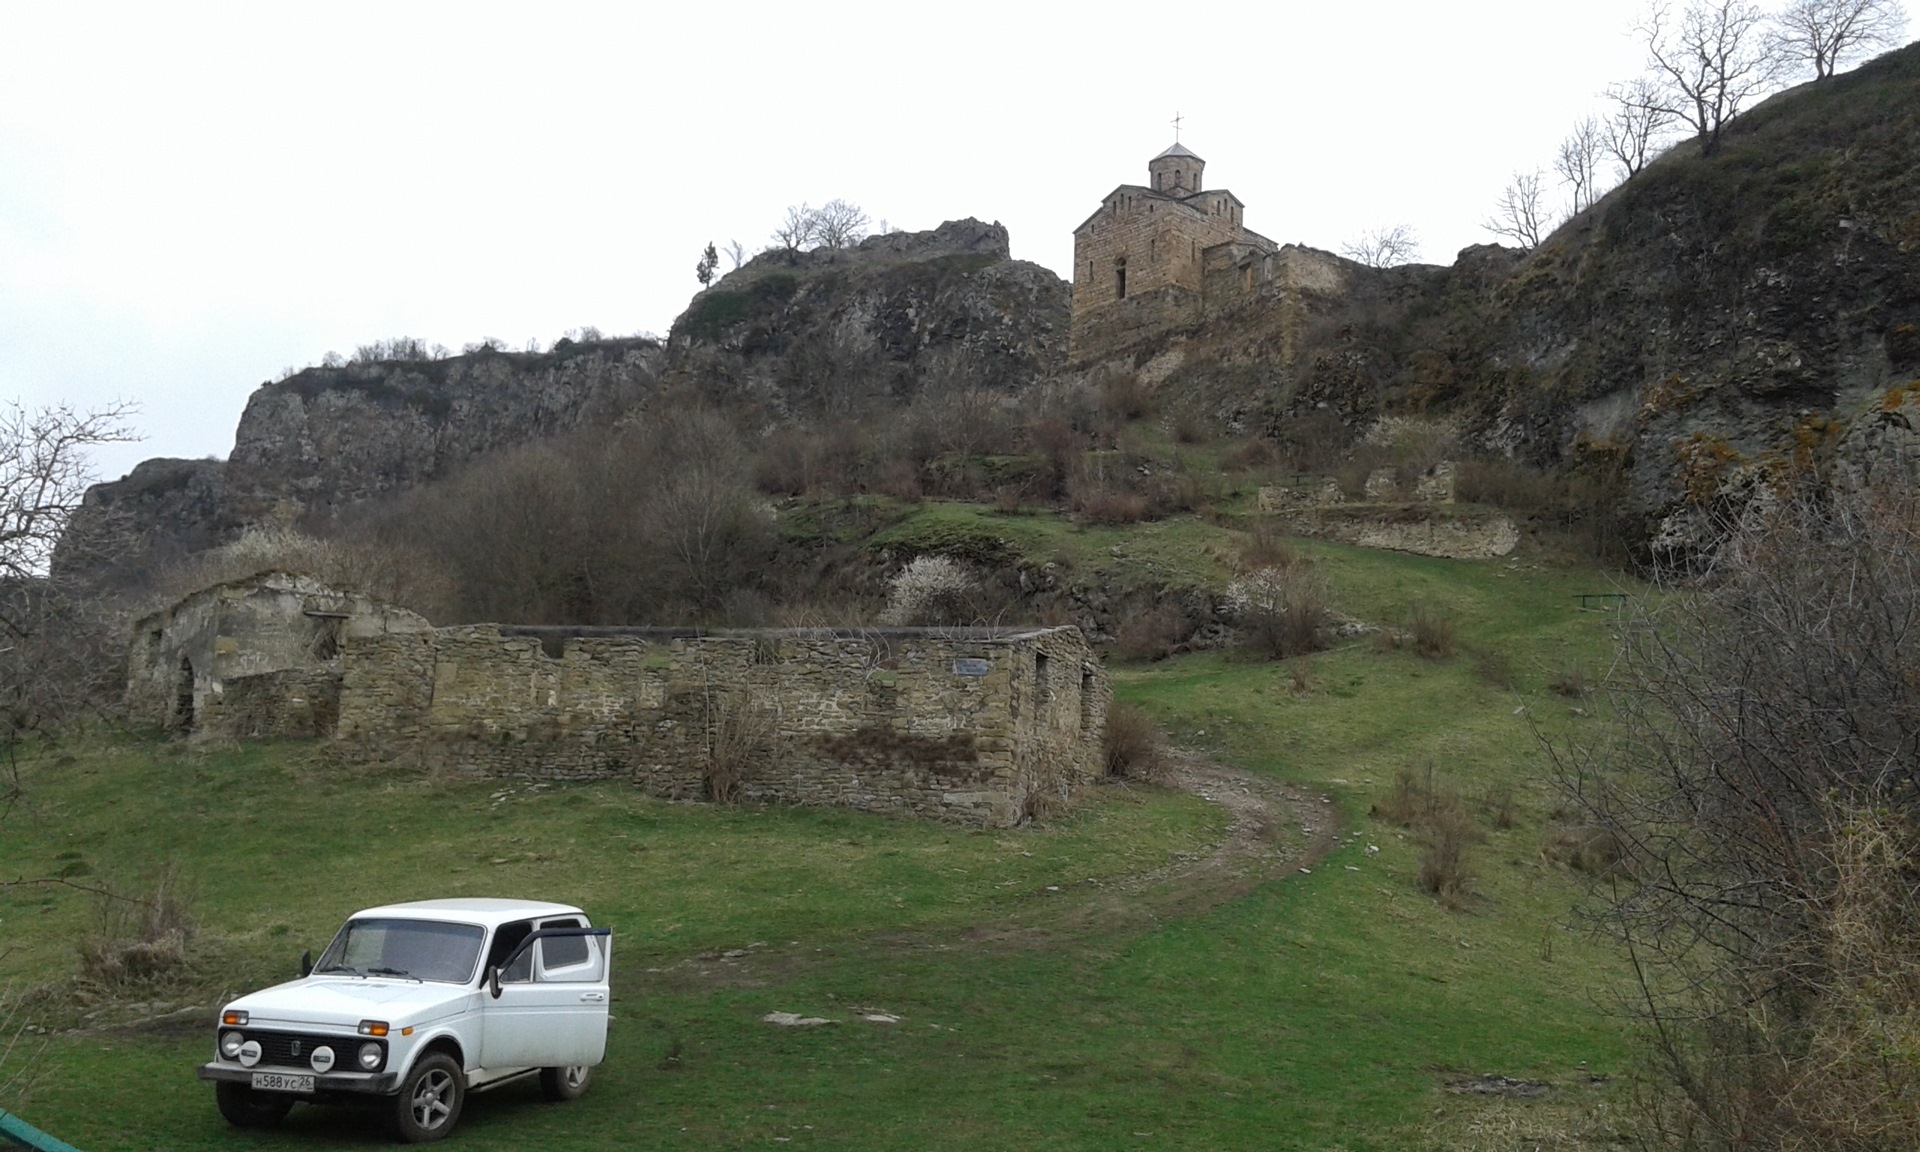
[239, 1028, 385, 1071]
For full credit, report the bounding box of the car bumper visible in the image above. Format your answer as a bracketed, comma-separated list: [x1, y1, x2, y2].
[197, 1062, 400, 1096]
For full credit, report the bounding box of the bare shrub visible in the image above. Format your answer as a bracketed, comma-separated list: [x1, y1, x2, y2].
[1540, 819, 1624, 875]
[701, 690, 770, 805]
[1408, 601, 1456, 659]
[1374, 763, 1484, 909]
[878, 556, 977, 626]
[1103, 702, 1168, 782]
[1071, 480, 1151, 526]
[1237, 523, 1297, 573]
[1223, 437, 1277, 470]
[78, 869, 194, 986]
[1113, 602, 1192, 662]
[1471, 645, 1517, 689]
[1417, 809, 1477, 909]
[1547, 665, 1588, 697]
[1558, 489, 1920, 1149]
[157, 526, 450, 619]
[1274, 409, 1355, 476]
[1484, 782, 1519, 830]
[1097, 372, 1152, 422]
[1226, 564, 1327, 659]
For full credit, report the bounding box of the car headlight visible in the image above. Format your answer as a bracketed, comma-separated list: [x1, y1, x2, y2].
[358, 1041, 384, 1071]
[219, 1030, 245, 1059]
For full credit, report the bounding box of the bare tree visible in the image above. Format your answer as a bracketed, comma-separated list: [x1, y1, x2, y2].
[1555, 116, 1608, 213]
[1560, 490, 1920, 1149]
[772, 203, 816, 253]
[1482, 170, 1550, 249]
[1602, 77, 1679, 178]
[722, 239, 748, 270]
[810, 199, 870, 250]
[1635, 0, 1787, 152]
[1773, 0, 1908, 78]
[0, 401, 138, 806]
[1339, 224, 1421, 268]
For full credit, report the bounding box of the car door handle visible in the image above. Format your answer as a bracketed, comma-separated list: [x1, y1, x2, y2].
[580, 992, 606, 1002]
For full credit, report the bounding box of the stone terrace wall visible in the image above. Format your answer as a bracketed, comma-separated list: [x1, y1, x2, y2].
[339, 626, 1110, 827]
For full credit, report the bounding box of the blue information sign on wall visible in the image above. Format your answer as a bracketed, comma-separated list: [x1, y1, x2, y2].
[951, 658, 991, 677]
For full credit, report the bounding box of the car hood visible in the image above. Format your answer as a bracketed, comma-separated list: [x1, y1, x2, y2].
[228, 976, 475, 1030]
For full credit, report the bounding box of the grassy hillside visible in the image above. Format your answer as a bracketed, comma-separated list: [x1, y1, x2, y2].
[1, 530, 1639, 1150]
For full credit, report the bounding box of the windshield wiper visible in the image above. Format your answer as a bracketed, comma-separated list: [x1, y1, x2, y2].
[317, 964, 360, 976]
[366, 966, 420, 981]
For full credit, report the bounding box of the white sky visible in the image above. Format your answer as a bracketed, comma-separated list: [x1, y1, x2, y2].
[2, 0, 1673, 484]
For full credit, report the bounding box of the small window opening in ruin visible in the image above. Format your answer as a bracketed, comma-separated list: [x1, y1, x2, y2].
[538, 634, 567, 660]
[310, 618, 342, 660]
[1080, 670, 1095, 730]
[1114, 259, 1127, 300]
[171, 658, 195, 734]
[1035, 652, 1050, 706]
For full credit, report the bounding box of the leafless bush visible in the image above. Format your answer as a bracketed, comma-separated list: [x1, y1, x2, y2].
[1103, 702, 1168, 782]
[1417, 809, 1477, 909]
[1408, 601, 1457, 659]
[1471, 645, 1517, 689]
[78, 869, 195, 986]
[701, 690, 771, 805]
[1237, 522, 1298, 572]
[156, 526, 450, 619]
[1557, 489, 1920, 1149]
[1096, 373, 1152, 422]
[1373, 763, 1483, 909]
[878, 556, 977, 626]
[1547, 665, 1588, 698]
[1226, 564, 1328, 659]
[1113, 602, 1192, 662]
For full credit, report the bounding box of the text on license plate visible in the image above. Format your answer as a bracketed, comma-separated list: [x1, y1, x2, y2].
[251, 1071, 315, 1093]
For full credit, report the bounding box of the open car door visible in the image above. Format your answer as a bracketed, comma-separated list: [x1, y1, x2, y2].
[479, 918, 612, 1071]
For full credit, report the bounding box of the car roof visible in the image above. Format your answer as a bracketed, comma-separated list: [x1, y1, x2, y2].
[346, 898, 587, 928]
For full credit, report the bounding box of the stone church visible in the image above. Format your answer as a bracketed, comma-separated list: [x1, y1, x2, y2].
[1070, 138, 1363, 365]
[1070, 141, 1281, 358]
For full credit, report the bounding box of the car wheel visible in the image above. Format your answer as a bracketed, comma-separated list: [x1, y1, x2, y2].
[392, 1052, 465, 1143]
[215, 1080, 295, 1127]
[538, 1064, 593, 1101]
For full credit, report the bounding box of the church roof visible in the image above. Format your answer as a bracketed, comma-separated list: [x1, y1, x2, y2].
[1153, 142, 1201, 161]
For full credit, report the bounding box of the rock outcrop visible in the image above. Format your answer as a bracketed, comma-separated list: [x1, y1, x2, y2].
[69, 220, 1070, 582]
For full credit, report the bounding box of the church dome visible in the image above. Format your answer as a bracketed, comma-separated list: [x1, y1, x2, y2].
[1148, 142, 1204, 196]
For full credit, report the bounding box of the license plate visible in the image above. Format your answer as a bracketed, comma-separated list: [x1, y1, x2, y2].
[251, 1071, 315, 1093]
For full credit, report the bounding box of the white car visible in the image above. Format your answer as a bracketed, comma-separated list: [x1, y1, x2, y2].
[196, 898, 612, 1142]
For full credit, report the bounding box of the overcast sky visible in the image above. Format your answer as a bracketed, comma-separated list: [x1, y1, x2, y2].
[1, 1, 1725, 483]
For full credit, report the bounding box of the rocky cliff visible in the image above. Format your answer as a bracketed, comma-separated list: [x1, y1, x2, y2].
[668, 218, 1069, 408]
[69, 220, 1071, 582]
[1131, 44, 1920, 552]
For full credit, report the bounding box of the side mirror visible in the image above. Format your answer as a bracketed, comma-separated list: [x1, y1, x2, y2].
[300, 950, 313, 978]
[487, 966, 502, 999]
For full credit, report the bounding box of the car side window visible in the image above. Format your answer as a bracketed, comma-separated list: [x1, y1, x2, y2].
[486, 919, 535, 984]
[535, 916, 599, 981]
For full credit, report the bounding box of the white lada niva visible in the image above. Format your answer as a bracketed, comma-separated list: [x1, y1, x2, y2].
[197, 898, 611, 1142]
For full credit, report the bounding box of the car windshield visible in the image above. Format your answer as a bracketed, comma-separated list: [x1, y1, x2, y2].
[314, 918, 485, 984]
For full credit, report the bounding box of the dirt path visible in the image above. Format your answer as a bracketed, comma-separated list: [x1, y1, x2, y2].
[647, 752, 1342, 992]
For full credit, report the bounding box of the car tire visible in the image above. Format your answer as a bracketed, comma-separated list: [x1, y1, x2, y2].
[538, 1064, 593, 1101]
[215, 1080, 295, 1127]
[392, 1052, 465, 1143]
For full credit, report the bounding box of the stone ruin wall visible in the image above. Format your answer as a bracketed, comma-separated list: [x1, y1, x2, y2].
[338, 626, 1110, 828]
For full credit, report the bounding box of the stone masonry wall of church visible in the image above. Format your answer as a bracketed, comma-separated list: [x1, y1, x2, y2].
[336, 626, 1111, 828]
[1071, 194, 1260, 357]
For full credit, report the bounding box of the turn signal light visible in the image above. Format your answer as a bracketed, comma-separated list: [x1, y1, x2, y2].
[221, 1010, 249, 1026]
[357, 1019, 389, 1037]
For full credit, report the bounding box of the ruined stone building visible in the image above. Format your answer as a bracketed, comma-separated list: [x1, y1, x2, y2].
[126, 572, 432, 739]
[1069, 141, 1347, 361]
[128, 578, 1111, 828]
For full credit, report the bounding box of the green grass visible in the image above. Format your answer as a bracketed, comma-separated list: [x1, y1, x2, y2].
[0, 535, 1641, 1150]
